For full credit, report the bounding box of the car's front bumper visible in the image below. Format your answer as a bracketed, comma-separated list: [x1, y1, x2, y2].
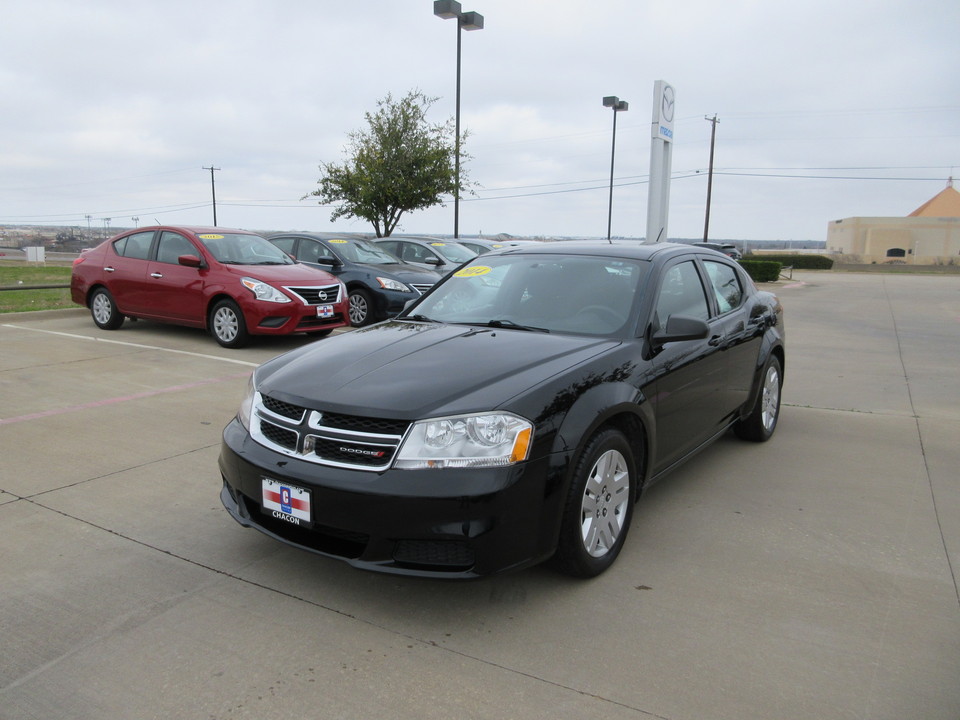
[218, 419, 566, 578]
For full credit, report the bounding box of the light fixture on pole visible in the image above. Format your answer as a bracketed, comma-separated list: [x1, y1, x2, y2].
[434, 0, 484, 239]
[602, 95, 628, 241]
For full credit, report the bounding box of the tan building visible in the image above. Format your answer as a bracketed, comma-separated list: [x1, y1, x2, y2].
[826, 178, 960, 264]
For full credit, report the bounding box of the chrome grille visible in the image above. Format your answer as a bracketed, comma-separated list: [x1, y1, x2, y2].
[261, 395, 305, 421]
[410, 283, 434, 295]
[285, 284, 342, 305]
[250, 393, 410, 471]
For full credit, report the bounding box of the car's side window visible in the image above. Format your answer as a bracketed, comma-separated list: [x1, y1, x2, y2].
[703, 260, 744, 314]
[156, 232, 196, 264]
[655, 260, 710, 324]
[400, 243, 423, 263]
[378, 241, 398, 257]
[113, 231, 154, 260]
[271, 237, 296, 257]
[300, 240, 335, 263]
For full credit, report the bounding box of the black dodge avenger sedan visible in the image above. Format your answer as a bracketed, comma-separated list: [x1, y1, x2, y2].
[219, 242, 785, 578]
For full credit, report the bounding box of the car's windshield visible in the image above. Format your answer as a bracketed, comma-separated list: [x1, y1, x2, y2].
[198, 233, 295, 265]
[405, 254, 648, 336]
[429, 242, 477, 263]
[333, 238, 400, 265]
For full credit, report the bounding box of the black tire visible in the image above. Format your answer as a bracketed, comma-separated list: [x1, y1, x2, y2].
[553, 428, 637, 578]
[348, 288, 374, 326]
[209, 299, 250, 348]
[734, 355, 782, 442]
[89, 287, 124, 330]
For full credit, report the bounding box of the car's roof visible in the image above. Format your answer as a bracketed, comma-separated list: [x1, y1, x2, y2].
[490, 240, 726, 261]
[266, 231, 371, 241]
[379, 236, 471, 246]
[129, 225, 262, 235]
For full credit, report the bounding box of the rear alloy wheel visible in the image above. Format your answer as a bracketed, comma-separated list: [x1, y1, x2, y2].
[348, 288, 373, 326]
[210, 299, 250, 348]
[89, 287, 124, 330]
[553, 428, 637, 578]
[735, 355, 782, 442]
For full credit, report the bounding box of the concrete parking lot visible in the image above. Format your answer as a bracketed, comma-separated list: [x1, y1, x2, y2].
[1, 271, 958, 720]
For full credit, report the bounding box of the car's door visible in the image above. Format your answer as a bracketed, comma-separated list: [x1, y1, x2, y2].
[646, 258, 730, 472]
[103, 230, 156, 315]
[140, 230, 206, 322]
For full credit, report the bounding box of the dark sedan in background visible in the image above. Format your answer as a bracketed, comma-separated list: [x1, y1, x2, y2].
[373, 236, 477, 273]
[219, 242, 784, 577]
[267, 233, 441, 326]
[71, 225, 349, 347]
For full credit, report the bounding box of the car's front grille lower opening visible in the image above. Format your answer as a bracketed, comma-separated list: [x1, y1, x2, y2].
[240, 494, 368, 559]
[392, 540, 475, 571]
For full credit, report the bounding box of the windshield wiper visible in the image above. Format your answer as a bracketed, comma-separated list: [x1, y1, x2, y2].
[485, 319, 550, 333]
[405, 314, 441, 323]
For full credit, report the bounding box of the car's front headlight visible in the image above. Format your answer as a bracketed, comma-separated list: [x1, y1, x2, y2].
[394, 412, 533, 469]
[238, 374, 256, 430]
[377, 277, 412, 293]
[241, 277, 291, 303]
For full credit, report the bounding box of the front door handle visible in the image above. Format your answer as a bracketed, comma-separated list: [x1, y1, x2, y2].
[708, 334, 724, 347]
[150, 272, 163, 279]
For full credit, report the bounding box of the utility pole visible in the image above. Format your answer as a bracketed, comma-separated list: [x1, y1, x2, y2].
[703, 115, 719, 242]
[203, 165, 220, 226]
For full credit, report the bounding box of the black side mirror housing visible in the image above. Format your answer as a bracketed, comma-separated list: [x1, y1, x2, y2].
[652, 314, 710, 346]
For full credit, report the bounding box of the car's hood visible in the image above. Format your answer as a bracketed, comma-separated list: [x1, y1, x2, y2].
[219, 262, 337, 285]
[372, 263, 441, 283]
[257, 320, 619, 419]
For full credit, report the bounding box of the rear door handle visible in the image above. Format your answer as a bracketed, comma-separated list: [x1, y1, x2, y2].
[150, 272, 163, 278]
[104, 266, 115, 272]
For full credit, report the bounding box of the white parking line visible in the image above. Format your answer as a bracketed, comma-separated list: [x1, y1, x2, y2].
[1, 324, 259, 367]
[0, 371, 251, 426]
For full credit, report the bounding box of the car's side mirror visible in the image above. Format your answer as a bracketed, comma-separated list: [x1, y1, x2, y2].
[313, 256, 341, 267]
[178, 254, 203, 268]
[425, 257, 443, 266]
[651, 314, 709, 346]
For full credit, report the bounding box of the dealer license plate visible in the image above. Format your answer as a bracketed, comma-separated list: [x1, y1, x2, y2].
[316, 304, 334, 318]
[261, 478, 312, 527]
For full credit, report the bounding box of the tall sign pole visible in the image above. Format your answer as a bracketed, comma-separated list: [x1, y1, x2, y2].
[645, 80, 675, 244]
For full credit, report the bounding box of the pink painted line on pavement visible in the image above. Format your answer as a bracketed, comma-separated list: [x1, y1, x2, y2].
[0, 371, 250, 426]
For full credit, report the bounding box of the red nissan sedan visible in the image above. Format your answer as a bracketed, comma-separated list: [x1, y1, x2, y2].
[71, 225, 350, 347]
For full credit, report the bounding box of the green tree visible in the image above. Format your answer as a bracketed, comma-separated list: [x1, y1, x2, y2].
[304, 90, 466, 237]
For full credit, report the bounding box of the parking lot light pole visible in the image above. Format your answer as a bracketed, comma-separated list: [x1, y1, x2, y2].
[603, 96, 628, 240]
[434, 0, 484, 239]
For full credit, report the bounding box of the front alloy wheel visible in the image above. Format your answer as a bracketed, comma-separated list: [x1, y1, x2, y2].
[553, 428, 637, 577]
[348, 288, 372, 326]
[210, 299, 250, 348]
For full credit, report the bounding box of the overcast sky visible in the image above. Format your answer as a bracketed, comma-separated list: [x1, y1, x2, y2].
[2, 0, 958, 241]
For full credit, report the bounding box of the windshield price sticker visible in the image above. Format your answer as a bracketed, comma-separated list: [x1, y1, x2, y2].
[198, 234, 225, 240]
[331, 239, 347, 243]
[261, 478, 312, 527]
[317, 305, 334, 318]
[454, 266, 492, 278]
